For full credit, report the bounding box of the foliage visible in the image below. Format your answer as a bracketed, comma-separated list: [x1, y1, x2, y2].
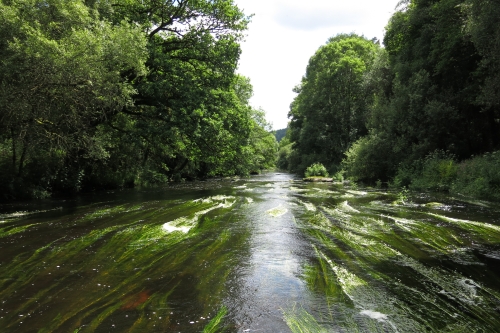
[409, 151, 458, 192]
[276, 128, 293, 171]
[342, 134, 395, 182]
[390, 149, 500, 201]
[285, 0, 500, 201]
[276, 142, 293, 171]
[287, 34, 379, 175]
[451, 151, 500, 200]
[393, 186, 410, 205]
[274, 128, 287, 142]
[0, 0, 277, 200]
[304, 163, 329, 178]
[463, 0, 500, 109]
[0, 1, 148, 198]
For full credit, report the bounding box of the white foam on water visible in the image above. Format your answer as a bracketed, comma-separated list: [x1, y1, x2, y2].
[245, 197, 254, 204]
[303, 202, 316, 211]
[429, 213, 500, 232]
[297, 199, 316, 211]
[266, 205, 288, 217]
[346, 190, 368, 196]
[211, 195, 235, 201]
[162, 222, 192, 233]
[319, 250, 366, 300]
[483, 250, 500, 260]
[193, 198, 213, 204]
[360, 310, 387, 321]
[338, 201, 359, 213]
[290, 186, 308, 192]
[381, 215, 417, 232]
[163, 196, 236, 233]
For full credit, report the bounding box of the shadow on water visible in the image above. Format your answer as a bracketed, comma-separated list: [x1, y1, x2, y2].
[1, 173, 500, 332]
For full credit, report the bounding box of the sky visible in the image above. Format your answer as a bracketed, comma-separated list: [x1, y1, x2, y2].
[234, 0, 400, 130]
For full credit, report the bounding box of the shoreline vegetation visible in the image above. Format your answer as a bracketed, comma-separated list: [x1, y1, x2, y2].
[1, 0, 499, 203]
[0, 0, 277, 201]
[278, 0, 500, 202]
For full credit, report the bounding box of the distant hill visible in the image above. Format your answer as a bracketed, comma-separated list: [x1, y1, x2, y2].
[274, 128, 287, 142]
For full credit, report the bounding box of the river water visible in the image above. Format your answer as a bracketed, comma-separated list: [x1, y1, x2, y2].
[1, 173, 500, 332]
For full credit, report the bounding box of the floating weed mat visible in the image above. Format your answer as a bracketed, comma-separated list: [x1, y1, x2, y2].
[0, 195, 241, 332]
[291, 189, 500, 332]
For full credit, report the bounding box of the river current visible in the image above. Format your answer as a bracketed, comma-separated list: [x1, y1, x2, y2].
[1, 173, 500, 332]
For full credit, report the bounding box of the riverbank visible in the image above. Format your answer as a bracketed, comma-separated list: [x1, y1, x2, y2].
[390, 151, 500, 202]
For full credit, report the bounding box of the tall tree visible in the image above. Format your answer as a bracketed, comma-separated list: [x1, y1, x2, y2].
[287, 34, 379, 174]
[0, 0, 277, 199]
[0, 0, 147, 194]
[344, 0, 500, 183]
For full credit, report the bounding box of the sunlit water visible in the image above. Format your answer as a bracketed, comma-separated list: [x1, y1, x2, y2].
[1, 173, 500, 332]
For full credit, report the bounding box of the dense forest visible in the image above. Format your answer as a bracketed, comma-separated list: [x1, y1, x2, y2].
[0, 0, 277, 200]
[279, 0, 500, 200]
[274, 128, 287, 142]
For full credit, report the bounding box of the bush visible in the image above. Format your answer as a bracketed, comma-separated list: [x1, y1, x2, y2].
[391, 150, 500, 201]
[342, 134, 396, 182]
[305, 163, 329, 177]
[451, 151, 500, 200]
[409, 150, 457, 191]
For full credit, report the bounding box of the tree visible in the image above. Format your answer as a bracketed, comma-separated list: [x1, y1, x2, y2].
[344, 0, 500, 184]
[287, 34, 379, 174]
[0, 0, 277, 199]
[463, 0, 500, 128]
[0, 0, 147, 196]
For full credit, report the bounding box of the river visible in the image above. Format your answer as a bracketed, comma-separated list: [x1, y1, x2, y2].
[1, 172, 500, 332]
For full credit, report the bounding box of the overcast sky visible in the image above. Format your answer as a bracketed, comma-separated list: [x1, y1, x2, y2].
[234, 0, 400, 130]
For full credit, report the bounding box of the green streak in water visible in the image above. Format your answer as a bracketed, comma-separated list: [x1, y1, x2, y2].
[203, 306, 228, 333]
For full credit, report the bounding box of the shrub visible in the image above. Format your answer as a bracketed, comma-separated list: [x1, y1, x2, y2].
[451, 151, 500, 200]
[305, 163, 329, 177]
[410, 150, 457, 191]
[342, 134, 396, 182]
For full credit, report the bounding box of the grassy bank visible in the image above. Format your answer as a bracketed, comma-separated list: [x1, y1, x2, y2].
[391, 151, 500, 201]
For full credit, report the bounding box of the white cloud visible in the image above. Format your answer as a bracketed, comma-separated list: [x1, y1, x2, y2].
[235, 0, 399, 130]
[273, 1, 368, 30]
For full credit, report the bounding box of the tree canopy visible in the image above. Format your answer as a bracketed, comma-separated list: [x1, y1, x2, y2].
[0, 0, 276, 199]
[281, 0, 500, 193]
[287, 34, 379, 174]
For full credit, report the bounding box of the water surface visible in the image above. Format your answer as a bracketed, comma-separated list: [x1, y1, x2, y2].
[1, 173, 500, 332]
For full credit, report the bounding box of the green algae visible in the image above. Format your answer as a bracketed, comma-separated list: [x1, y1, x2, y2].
[2, 175, 500, 333]
[202, 306, 227, 333]
[428, 212, 500, 236]
[266, 205, 288, 217]
[291, 182, 500, 332]
[0, 223, 37, 238]
[0, 194, 244, 332]
[424, 202, 445, 208]
[283, 307, 329, 333]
